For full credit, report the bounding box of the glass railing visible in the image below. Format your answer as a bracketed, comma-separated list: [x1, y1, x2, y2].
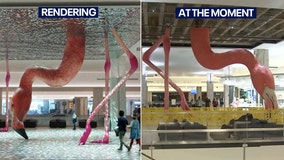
[142, 107, 284, 149]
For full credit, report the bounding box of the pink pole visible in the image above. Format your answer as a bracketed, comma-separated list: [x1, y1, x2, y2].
[164, 28, 170, 110]
[79, 28, 138, 145]
[142, 30, 189, 110]
[91, 30, 111, 144]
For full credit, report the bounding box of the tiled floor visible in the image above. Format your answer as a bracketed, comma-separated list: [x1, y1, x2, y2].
[0, 127, 141, 160]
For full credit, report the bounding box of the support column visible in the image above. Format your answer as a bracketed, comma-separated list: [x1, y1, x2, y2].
[118, 83, 126, 113]
[93, 87, 104, 125]
[110, 76, 119, 130]
[229, 85, 235, 106]
[141, 74, 148, 107]
[196, 86, 202, 100]
[148, 92, 152, 107]
[254, 49, 269, 106]
[93, 87, 104, 112]
[223, 66, 233, 107]
[235, 87, 239, 99]
[109, 53, 127, 130]
[255, 49, 269, 67]
[188, 90, 193, 102]
[0, 89, 2, 115]
[207, 82, 214, 107]
[223, 85, 229, 107]
[118, 54, 127, 113]
[75, 97, 88, 117]
[59, 100, 65, 114]
[207, 73, 214, 107]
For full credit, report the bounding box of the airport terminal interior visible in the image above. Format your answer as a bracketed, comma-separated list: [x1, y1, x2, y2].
[0, 1, 141, 160]
[1, 0, 284, 160]
[141, 0, 284, 160]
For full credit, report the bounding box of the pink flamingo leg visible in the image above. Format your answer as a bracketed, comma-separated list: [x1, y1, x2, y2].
[91, 30, 111, 144]
[190, 27, 278, 109]
[164, 28, 170, 110]
[79, 28, 138, 145]
[143, 29, 189, 110]
[11, 19, 85, 139]
[1, 39, 10, 132]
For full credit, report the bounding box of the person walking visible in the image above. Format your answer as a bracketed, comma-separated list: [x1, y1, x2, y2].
[128, 114, 141, 151]
[205, 97, 211, 107]
[212, 98, 219, 107]
[72, 112, 77, 130]
[195, 96, 203, 107]
[117, 110, 131, 151]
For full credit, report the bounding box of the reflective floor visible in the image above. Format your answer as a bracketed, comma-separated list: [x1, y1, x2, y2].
[0, 127, 141, 160]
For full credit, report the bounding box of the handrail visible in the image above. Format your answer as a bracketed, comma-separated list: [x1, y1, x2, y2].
[144, 127, 284, 133]
[141, 152, 155, 160]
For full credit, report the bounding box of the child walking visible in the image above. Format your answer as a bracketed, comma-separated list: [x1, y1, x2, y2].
[128, 114, 141, 151]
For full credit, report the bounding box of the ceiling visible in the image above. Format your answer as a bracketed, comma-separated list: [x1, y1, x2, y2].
[141, 1, 284, 93]
[0, 2, 141, 99]
[0, 6, 140, 60]
[142, 3, 284, 48]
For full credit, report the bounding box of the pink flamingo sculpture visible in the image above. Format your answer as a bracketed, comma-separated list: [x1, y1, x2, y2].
[78, 28, 138, 145]
[91, 30, 111, 144]
[11, 19, 86, 139]
[190, 27, 278, 109]
[0, 38, 10, 132]
[143, 28, 189, 110]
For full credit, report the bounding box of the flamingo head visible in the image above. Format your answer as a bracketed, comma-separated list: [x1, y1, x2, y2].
[251, 64, 278, 109]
